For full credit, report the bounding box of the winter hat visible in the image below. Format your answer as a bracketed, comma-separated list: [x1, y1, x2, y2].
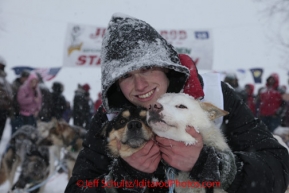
[52, 82, 64, 93]
[82, 83, 90, 92]
[224, 73, 238, 88]
[224, 73, 237, 80]
[20, 70, 30, 78]
[101, 13, 190, 112]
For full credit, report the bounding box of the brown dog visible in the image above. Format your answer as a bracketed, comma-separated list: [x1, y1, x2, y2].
[101, 106, 154, 158]
[101, 107, 154, 193]
[38, 119, 87, 180]
[0, 125, 49, 193]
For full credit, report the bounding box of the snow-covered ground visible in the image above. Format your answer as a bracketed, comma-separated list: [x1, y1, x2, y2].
[0, 119, 68, 193]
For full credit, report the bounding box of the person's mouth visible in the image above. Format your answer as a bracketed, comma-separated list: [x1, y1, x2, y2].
[137, 88, 155, 99]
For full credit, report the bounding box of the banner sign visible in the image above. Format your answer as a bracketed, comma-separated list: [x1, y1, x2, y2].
[12, 66, 61, 81]
[250, 68, 264, 84]
[63, 23, 213, 70]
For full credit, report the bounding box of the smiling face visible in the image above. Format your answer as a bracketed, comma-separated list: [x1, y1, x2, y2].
[118, 67, 169, 109]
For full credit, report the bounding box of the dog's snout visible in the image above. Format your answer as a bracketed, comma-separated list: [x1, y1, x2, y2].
[153, 103, 163, 111]
[127, 121, 142, 130]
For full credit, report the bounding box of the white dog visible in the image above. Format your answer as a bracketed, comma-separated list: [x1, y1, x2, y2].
[147, 93, 230, 193]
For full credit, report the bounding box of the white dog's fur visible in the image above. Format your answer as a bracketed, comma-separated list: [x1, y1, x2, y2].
[147, 93, 230, 193]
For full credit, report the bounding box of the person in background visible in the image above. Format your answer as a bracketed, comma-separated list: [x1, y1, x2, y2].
[243, 83, 256, 116]
[65, 14, 289, 193]
[82, 84, 94, 115]
[279, 85, 287, 95]
[51, 81, 67, 120]
[223, 73, 245, 100]
[94, 92, 102, 111]
[36, 73, 53, 122]
[72, 84, 90, 129]
[83, 84, 95, 129]
[257, 73, 285, 132]
[0, 55, 13, 141]
[62, 101, 72, 123]
[281, 79, 289, 127]
[10, 70, 30, 133]
[11, 70, 30, 91]
[17, 72, 42, 128]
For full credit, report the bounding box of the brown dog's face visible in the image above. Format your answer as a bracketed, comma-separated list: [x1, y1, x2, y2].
[102, 107, 154, 158]
[38, 119, 86, 150]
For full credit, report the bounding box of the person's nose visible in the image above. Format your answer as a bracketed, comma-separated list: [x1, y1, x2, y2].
[134, 74, 148, 91]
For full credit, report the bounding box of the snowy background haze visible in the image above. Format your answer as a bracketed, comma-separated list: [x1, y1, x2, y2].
[0, 0, 288, 103]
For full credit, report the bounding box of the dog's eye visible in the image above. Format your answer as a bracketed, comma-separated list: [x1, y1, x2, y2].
[176, 104, 187, 109]
[120, 119, 126, 124]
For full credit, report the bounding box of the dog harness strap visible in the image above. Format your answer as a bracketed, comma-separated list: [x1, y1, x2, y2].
[201, 72, 224, 129]
[165, 167, 176, 193]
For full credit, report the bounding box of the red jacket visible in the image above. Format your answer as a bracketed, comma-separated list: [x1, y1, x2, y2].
[245, 84, 256, 115]
[259, 74, 283, 116]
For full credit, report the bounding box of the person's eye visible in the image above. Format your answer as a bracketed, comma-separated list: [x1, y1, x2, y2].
[140, 67, 151, 73]
[120, 73, 131, 81]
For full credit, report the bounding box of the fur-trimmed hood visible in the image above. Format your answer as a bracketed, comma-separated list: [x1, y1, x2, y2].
[245, 83, 254, 96]
[266, 73, 279, 89]
[101, 13, 190, 112]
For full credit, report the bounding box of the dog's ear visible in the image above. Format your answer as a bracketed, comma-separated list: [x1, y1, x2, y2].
[200, 102, 229, 120]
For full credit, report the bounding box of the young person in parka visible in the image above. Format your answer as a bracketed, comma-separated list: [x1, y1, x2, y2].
[65, 13, 289, 193]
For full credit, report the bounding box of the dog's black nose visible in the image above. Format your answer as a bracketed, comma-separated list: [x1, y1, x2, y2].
[153, 103, 163, 111]
[127, 121, 142, 130]
[148, 104, 152, 110]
